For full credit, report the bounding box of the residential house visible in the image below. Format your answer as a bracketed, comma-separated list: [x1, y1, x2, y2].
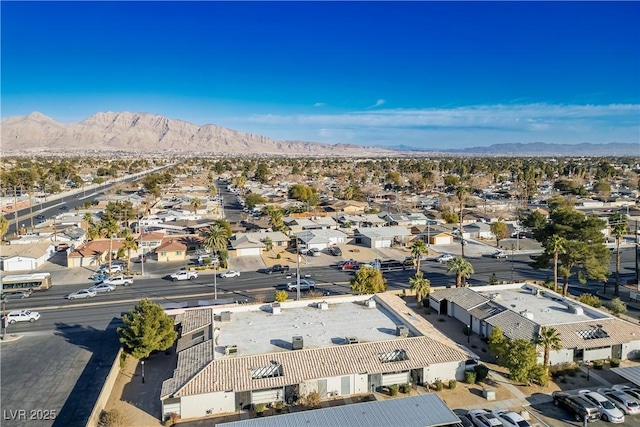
[0, 242, 56, 271]
[355, 226, 412, 248]
[295, 229, 349, 251]
[464, 222, 494, 240]
[67, 239, 125, 268]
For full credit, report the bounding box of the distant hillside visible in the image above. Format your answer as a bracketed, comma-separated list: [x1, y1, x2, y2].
[385, 142, 638, 157]
[1, 111, 393, 156]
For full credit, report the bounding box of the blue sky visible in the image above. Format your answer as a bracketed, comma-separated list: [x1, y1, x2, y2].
[2, 1, 639, 149]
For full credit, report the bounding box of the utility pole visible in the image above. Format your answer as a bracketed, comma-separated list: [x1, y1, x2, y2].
[29, 185, 34, 231]
[296, 238, 301, 301]
[636, 219, 639, 287]
[13, 186, 19, 234]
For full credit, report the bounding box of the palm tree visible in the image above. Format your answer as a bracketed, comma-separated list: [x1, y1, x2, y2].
[411, 239, 427, 272]
[190, 198, 202, 215]
[409, 271, 431, 307]
[535, 326, 562, 373]
[455, 186, 467, 258]
[0, 216, 9, 242]
[87, 225, 100, 241]
[261, 236, 273, 252]
[268, 209, 285, 232]
[121, 235, 138, 272]
[202, 223, 231, 255]
[83, 212, 93, 231]
[100, 219, 119, 273]
[546, 234, 566, 294]
[446, 256, 474, 287]
[610, 213, 627, 296]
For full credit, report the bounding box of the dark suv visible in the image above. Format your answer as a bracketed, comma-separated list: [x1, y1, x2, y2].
[552, 392, 601, 422]
[266, 264, 290, 274]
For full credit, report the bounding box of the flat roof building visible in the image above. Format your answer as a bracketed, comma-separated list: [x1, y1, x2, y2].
[161, 294, 470, 422]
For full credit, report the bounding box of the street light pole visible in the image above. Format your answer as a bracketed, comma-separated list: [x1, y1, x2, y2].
[296, 239, 301, 301]
[141, 359, 145, 384]
[214, 267, 218, 300]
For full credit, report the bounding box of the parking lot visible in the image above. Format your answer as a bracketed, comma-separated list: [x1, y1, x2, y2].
[528, 400, 640, 427]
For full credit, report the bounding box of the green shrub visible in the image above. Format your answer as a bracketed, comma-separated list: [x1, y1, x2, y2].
[464, 370, 477, 384]
[274, 401, 284, 413]
[389, 384, 399, 396]
[423, 306, 431, 315]
[578, 293, 602, 308]
[593, 360, 604, 370]
[399, 383, 410, 393]
[474, 364, 489, 382]
[610, 358, 621, 368]
[434, 379, 444, 391]
[254, 403, 266, 414]
[276, 253, 282, 259]
[605, 298, 627, 316]
[119, 352, 128, 369]
[530, 364, 550, 387]
[449, 379, 457, 389]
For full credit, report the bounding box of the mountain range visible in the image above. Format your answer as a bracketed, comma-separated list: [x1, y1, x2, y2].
[1, 111, 637, 156]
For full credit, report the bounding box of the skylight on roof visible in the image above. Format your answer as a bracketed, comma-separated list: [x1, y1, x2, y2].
[576, 325, 610, 340]
[251, 362, 283, 379]
[378, 349, 409, 363]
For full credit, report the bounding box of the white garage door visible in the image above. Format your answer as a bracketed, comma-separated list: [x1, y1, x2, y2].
[5, 258, 35, 271]
[381, 372, 410, 386]
[237, 247, 261, 257]
[434, 235, 451, 245]
[163, 399, 181, 419]
[251, 388, 283, 404]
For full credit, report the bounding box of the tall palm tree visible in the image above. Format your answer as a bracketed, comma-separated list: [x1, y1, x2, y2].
[203, 223, 231, 255]
[100, 219, 119, 273]
[411, 239, 427, 272]
[87, 225, 100, 241]
[455, 186, 467, 258]
[546, 234, 567, 294]
[121, 235, 138, 273]
[409, 271, 431, 307]
[83, 212, 93, 231]
[268, 209, 285, 232]
[610, 213, 627, 296]
[535, 326, 562, 373]
[0, 216, 8, 242]
[190, 198, 202, 215]
[446, 256, 474, 287]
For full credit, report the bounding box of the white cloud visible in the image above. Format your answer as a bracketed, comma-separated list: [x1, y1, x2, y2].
[313, 102, 325, 107]
[222, 103, 640, 148]
[368, 99, 386, 108]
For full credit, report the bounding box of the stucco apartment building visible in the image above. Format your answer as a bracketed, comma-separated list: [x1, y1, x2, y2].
[160, 294, 471, 422]
[429, 283, 640, 365]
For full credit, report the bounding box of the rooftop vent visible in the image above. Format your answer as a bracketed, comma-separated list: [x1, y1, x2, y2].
[224, 345, 238, 355]
[365, 298, 376, 308]
[489, 293, 501, 301]
[568, 304, 584, 315]
[346, 336, 359, 345]
[220, 311, 232, 322]
[292, 335, 303, 350]
[396, 325, 409, 337]
[520, 310, 534, 320]
[318, 301, 329, 310]
[272, 302, 281, 315]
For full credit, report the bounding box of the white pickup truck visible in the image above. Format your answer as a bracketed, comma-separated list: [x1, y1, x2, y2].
[170, 270, 198, 282]
[103, 276, 134, 286]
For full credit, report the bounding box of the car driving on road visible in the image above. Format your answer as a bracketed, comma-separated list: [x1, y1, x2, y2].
[219, 270, 240, 278]
[66, 289, 97, 299]
[7, 310, 40, 324]
[88, 283, 116, 293]
[286, 279, 316, 292]
[491, 251, 508, 259]
[437, 253, 454, 263]
[170, 270, 198, 281]
[1, 290, 32, 301]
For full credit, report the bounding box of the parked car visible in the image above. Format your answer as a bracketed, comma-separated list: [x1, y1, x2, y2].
[611, 385, 640, 401]
[219, 270, 240, 278]
[98, 264, 123, 274]
[598, 388, 640, 415]
[552, 391, 601, 422]
[170, 271, 198, 282]
[7, 309, 40, 324]
[578, 390, 625, 423]
[266, 264, 290, 274]
[491, 251, 508, 259]
[66, 289, 97, 299]
[452, 409, 474, 427]
[35, 214, 45, 219]
[286, 279, 316, 292]
[492, 410, 532, 427]
[59, 205, 68, 210]
[2, 290, 32, 300]
[88, 283, 116, 293]
[328, 246, 342, 256]
[437, 253, 454, 263]
[56, 243, 70, 252]
[134, 254, 149, 263]
[197, 254, 219, 265]
[468, 409, 503, 427]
